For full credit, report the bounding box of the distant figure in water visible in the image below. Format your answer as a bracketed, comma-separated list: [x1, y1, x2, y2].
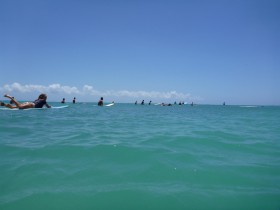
[141, 100, 144, 105]
[135, 101, 138, 105]
[191, 102, 194, 106]
[73, 97, 76, 104]
[149, 101, 152, 105]
[174, 101, 177, 105]
[223, 102, 226, 106]
[161, 103, 172, 106]
[61, 98, 65, 103]
[98, 97, 104, 106]
[1, 94, 51, 109]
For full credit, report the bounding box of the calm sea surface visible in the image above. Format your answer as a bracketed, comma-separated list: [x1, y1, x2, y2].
[0, 103, 280, 210]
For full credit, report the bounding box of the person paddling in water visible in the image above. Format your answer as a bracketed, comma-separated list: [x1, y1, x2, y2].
[0, 94, 51, 109]
[98, 97, 104, 106]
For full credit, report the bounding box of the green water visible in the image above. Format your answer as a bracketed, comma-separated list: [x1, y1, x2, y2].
[0, 104, 280, 210]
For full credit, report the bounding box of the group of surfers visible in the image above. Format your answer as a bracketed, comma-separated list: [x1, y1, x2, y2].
[1, 94, 192, 110]
[61, 97, 76, 104]
[0, 94, 106, 109]
[135, 100, 191, 106]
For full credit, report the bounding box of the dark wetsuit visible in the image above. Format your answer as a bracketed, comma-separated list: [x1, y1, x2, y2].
[33, 99, 49, 108]
[98, 100, 103, 106]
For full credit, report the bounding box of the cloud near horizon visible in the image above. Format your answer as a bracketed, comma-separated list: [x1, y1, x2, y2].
[0, 82, 200, 101]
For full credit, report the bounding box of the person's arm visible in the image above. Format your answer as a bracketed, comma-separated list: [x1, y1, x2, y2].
[45, 103, 51, 108]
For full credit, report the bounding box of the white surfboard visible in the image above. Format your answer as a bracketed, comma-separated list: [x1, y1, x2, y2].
[105, 103, 115, 107]
[0, 105, 69, 111]
[51, 105, 69, 109]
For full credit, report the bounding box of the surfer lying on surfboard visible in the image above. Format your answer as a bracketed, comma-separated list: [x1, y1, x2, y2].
[0, 94, 51, 109]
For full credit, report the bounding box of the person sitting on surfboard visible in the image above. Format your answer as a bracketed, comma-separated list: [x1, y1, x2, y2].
[61, 98, 65, 103]
[0, 94, 51, 109]
[98, 97, 103, 106]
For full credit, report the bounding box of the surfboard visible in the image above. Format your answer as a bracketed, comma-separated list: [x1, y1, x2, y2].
[0, 105, 69, 111]
[0, 108, 20, 111]
[51, 105, 69, 109]
[105, 103, 114, 107]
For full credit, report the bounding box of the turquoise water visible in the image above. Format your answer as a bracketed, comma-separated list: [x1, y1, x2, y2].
[0, 103, 280, 210]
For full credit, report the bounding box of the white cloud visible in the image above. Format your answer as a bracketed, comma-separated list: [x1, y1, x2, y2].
[0, 83, 80, 95]
[48, 84, 80, 95]
[0, 82, 198, 101]
[113, 90, 190, 99]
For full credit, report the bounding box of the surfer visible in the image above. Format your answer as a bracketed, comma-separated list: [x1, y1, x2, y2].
[1, 94, 51, 109]
[73, 97, 76, 104]
[135, 101, 137, 105]
[141, 100, 144, 105]
[61, 98, 65, 103]
[98, 97, 104, 106]
[161, 103, 172, 106]
[149, 101, 152, 105]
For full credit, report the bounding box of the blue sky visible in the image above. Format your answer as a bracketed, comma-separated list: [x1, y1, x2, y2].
[0, 0, 279, 105]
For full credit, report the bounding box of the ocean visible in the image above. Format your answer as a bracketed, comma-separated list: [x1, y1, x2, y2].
[0, 103, 279, 210]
